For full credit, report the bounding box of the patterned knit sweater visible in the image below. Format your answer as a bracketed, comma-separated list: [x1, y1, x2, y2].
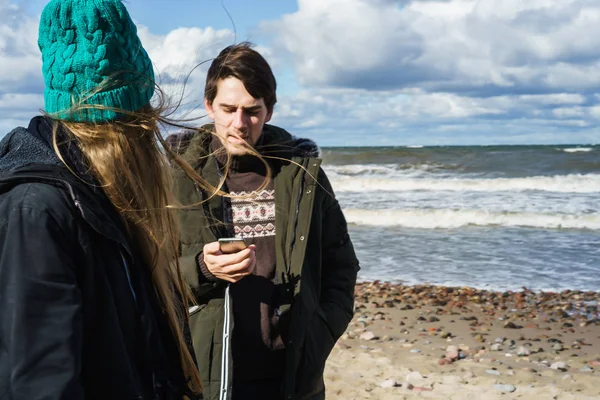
[199, 137, 286, 382]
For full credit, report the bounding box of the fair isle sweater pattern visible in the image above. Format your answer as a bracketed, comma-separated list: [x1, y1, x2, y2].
[230, 189, 276, 238]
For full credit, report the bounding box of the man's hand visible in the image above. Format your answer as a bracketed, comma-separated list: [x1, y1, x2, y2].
[202, 241, 256, 283]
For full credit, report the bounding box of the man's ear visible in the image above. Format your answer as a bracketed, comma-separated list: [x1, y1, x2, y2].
[205, 98, 215, 120]
[265, 109, 273, 123]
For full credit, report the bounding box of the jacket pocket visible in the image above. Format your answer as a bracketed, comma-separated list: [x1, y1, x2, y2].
[294, 308, 335, 398]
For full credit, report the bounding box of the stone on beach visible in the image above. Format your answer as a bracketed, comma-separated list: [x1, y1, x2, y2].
[445, 345, 459, 360]
[550, 362, 569, 371]
[517, 346, 531, 356]
[333, 281, 600, 399]
[379, 379, 399, 388]
[494, 384, 517, 393]
[359, 331, 378, 341]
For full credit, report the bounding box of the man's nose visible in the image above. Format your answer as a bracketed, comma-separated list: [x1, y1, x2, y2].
[232, 109, 247, 131]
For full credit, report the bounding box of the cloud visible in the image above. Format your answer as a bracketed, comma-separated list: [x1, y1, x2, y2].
[1, 0, 598, 146]
[136, 25, 235, 113]
[262, 0, 600, 94]
[0, 1, 43, 95]
[269, 87, 599, 146]
[0, 3, 236, 135]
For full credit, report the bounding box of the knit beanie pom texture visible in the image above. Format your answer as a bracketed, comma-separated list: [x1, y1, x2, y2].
[38, 0, 155, 123]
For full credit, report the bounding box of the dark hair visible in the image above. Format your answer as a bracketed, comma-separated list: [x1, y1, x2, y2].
[205, 42, 277, 113]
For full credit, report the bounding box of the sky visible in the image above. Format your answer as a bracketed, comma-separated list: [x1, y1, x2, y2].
[1, 0, 600, 146]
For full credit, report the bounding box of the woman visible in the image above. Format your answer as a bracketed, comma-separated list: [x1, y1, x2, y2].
[0, 0, 203, 398]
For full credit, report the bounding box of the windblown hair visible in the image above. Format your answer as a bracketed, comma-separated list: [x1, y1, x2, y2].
[50, 89, 205, 395]
[205, 42, 277, 113]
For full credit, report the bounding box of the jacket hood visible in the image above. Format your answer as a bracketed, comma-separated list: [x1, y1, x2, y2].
[0, 117, 129, 253]
[259, 124, 321, 158]
[0, 120, 62, 173]
[165, 123, 321, 161]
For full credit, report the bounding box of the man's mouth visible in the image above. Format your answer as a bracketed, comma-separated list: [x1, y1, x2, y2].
[227, 132, 248, 141]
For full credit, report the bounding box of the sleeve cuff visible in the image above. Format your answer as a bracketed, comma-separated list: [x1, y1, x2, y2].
[196, 252, 218, 283]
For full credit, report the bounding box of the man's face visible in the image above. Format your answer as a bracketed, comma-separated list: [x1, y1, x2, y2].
[205, 77, 272, 156]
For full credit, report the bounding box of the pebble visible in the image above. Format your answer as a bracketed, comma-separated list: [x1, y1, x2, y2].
[517, 346, 531, 356]
[446, 345, 459, 360]
[580, 366, 593, 373]
[359, 331, 378, 341]
[494, 384, 517, 393]
[405, 371, 424, 382]
[491, 344, 502, 351]
[410, 349, 421, 353]
[379, 379, 399, 388]
[553, 343, 564, 352]
[550, 362, 568, 371]
[438, 357, 453, 365]
[486, 369, 501, 376]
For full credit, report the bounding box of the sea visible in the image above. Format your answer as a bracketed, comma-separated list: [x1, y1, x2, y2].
[321, 145, 600, 293]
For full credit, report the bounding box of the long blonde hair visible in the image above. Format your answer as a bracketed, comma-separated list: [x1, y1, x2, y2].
[51, 102, 204, 395]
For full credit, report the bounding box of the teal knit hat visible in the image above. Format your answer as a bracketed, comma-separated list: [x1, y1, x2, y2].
[38, 0, 155, 123]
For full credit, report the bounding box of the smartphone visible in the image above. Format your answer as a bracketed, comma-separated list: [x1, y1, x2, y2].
[218, 238, 247, 254]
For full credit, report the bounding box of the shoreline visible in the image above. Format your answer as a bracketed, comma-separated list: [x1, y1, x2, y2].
[353, 279, 600, 303]
[325, 281, 600, 399]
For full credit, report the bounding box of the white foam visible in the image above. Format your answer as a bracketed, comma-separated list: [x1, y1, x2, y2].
[326, 163, 449, 177]
[326, 164, 399, 176]
[343, 208, 600, 230]
[562, 147, 593, 153]
[330, 174, 600, 194]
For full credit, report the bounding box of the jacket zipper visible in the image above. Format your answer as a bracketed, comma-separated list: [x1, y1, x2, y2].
[64, 180, 155, 399]
[219, 286, 232, 400]
[286, 160, 307, 273]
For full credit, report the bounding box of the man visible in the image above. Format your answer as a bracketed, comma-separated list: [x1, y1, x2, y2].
[169, 42, 359, 400]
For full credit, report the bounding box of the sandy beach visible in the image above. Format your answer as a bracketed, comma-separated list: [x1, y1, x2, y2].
[325, 281, 600, 399]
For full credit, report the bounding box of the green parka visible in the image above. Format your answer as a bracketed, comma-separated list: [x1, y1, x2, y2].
[170, 125, 359, 400]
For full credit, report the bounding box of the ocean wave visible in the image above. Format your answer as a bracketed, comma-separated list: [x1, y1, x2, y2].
[325, 163, 460, 177]
[561, 147, 593, 153]
[344, 208, 600, 230]
[330, 174, 600, 193]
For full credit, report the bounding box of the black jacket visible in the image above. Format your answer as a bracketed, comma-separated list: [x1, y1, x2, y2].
[0, 117, 198, 400]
